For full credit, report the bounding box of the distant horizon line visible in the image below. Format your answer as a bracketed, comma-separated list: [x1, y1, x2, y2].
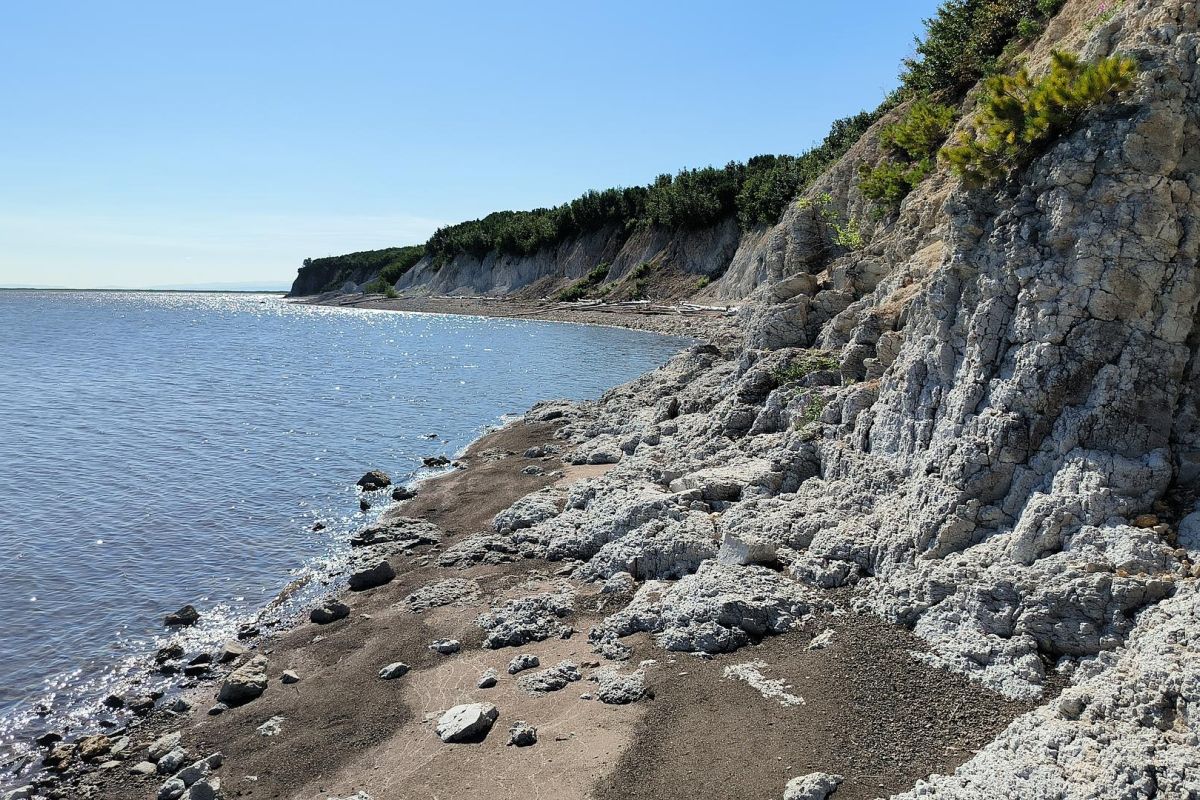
[0, 285, 290, 293]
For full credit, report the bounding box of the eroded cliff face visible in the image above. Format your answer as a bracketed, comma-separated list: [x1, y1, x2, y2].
[392, 219, 743, 298]
[443, 0, 1200, 795]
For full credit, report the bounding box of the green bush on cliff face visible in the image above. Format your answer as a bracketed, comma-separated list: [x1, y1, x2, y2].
[798, 193, 865, 250]
[555, 262, 612, 302]
[364, 278, 400, 298]
[859, 100, 958, 205]
[942, 51, 1137, 185]
[375, 245, 426, 284]
[773, 351, 841, 385]
[901, 0, 1070, 96]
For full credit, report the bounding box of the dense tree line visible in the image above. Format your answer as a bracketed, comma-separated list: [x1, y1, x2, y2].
[420, 108, 887, 265]
[305, 0, 1075, 278]
[900, 0, 1068, 96]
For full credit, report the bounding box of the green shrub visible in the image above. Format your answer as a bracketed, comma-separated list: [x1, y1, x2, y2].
[625, 261, 656, 299]
[695, 276, 711, 290]
[798, 194, 865, 251]
[735, 108, 891, 229]
[860, 100, 957, 205]
[555, 262, 612, 302]
[941, 51, 1137, 185]
[772, 351, 841, 385]
[880, 101, 958, 160]
[363, 277, 399, 298]
[801, 396, 828, 425]
[1017, 16, 1043, 38]
[628, 261, 653, 281]
[860, 159, 935, 205]
[375, 246, 426, 284]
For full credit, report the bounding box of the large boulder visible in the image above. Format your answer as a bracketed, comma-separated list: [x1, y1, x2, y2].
[717, 531, 779, 567]
[508, 721, 537, 747]
[164, 605, 200, 627]
[434, 703, 499, 743]
[590, 664, 648, 704]
[348, 560, 395, 591]
[310, 601, 351, 624]
[217, 656, 269, 706]
[377, 662, 409, 680]
[146, 732, 181, 762]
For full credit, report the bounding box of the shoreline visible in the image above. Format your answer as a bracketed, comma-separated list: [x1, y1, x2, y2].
[14, 323, 1049, 800]
[291, 293, 739, 341]
[0, 309, 705, 799]
[0, 301, 703, 798]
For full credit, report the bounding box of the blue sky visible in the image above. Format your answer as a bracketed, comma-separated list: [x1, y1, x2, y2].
[0, 1, 940, 289]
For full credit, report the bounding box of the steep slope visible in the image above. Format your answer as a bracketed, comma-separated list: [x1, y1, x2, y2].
[392, 219, 743, 299]
[438, 0, 1200, 795]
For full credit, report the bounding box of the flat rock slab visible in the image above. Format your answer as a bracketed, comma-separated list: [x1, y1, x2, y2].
[435, 703, 499, 743]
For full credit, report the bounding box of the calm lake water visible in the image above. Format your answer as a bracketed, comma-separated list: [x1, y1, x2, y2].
[0, 290, 688, 771]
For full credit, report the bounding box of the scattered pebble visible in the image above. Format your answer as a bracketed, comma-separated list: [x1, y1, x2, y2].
[507, 653, 540, 674]
[428, 639, 461, 655]
[257, 716, 286, 737]
[378, 662, 410, 680]
[507, 721, 537, 747]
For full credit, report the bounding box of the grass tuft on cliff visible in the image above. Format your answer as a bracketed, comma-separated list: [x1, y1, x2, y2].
[555, 262, 612, 302]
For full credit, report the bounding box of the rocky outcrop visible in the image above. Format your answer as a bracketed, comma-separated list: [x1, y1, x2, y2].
[896, 583, 1200, 799]
[590, 562, 833, 654]
[420, 5, 1200, 794]
[516, 661, 582, 695]
[475, 590, 575, 648]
